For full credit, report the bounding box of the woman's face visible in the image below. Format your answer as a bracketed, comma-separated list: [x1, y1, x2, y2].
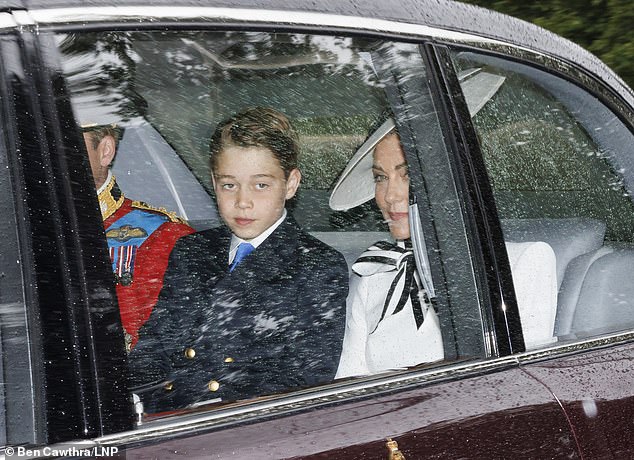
[372, 133, 410, 240]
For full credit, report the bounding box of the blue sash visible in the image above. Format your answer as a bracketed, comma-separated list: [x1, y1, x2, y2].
[106, 209, 168, 284]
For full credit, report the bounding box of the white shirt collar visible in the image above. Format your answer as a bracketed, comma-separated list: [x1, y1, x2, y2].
[228, 209, 287, 264]
[96, 170, 113, 196]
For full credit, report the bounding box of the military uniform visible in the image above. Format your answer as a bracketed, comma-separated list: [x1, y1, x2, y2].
[98, 172, 194, 351]
[128, 216, 348, 413]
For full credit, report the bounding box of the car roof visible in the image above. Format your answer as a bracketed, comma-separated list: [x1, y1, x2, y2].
[4, 0, 633, 104]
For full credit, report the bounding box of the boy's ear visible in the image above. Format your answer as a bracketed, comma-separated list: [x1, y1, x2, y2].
[98, 135, 117, 167]
[285, 168, 301, 200]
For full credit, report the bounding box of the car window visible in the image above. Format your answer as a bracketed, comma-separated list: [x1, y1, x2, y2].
[55, 30, 484, 422]
[451, 50, 634, 347]
[0, 101, 35, 445]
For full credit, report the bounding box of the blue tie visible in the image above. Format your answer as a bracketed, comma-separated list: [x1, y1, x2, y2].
[230, 242, 255, 272]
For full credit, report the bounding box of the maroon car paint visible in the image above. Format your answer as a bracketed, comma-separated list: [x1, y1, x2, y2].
[523, 342, 634, 459]
[121, 367, 579, 459]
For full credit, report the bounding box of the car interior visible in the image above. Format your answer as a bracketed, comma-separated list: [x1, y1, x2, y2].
[455, 51, 634, 345]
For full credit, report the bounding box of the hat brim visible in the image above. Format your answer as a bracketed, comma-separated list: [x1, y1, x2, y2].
[329, 69, 505, 211]
[328, 117, 395, 211]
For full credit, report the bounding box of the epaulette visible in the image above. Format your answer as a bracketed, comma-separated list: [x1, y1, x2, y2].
[130, 200, 188, 224]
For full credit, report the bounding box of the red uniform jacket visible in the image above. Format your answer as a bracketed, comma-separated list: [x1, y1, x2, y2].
[100, 176, 193, 350]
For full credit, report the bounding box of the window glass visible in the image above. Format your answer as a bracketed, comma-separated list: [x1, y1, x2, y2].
[452, 50, 634, 346]
[57, 31, 477, 420]
[0, 112, 34, 444]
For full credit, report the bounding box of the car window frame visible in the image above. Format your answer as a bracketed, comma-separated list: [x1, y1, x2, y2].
[421, 42, 524, 358]
[34, 8, 501, 437]
[0, 24, 42, 447]
[439, 39, 634, 353]
[0, 21, 133, 446]
[35, 19, 490, 442]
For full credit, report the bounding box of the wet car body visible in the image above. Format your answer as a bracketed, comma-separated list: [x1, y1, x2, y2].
[0, 0, 633, 459]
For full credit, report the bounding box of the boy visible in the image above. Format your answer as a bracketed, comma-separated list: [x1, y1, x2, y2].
[129, 107, 348, 413]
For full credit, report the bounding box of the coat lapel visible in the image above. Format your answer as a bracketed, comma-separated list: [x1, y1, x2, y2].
[193, 227, 232, 283]
[225, 215, 299, 282]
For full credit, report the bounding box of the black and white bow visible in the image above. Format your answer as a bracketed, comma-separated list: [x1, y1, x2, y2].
[352, 240, 428, 332]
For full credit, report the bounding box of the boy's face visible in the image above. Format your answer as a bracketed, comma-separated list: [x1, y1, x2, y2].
[213, 145, 301, 241]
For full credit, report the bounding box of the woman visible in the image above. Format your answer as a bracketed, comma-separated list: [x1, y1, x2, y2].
[330, 117, 444, 378]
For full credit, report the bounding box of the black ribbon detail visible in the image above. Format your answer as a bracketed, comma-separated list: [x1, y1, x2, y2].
[353, 240, 428, 333]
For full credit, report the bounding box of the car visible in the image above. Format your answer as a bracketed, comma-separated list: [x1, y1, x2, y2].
[2, 0, 634, 458]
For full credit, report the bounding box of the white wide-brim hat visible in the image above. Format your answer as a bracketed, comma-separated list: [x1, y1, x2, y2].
[329, 69, 505, 211]
[329, 117, 396, 211]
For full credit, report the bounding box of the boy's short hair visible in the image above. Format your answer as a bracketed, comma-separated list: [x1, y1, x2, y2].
[209, 107, 299, 178]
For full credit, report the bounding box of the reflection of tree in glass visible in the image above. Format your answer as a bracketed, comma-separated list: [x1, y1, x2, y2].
[58, 32, 147, 124]
[58, 30, 399, 204]
[134, 31, 388, 188]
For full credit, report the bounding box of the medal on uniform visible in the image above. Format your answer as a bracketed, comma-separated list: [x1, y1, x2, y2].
[124, 331, 133, 353]
[110, 244, 138, 286]
[106, 208, 173, 287]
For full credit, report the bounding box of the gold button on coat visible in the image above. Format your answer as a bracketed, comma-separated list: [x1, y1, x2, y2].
[184, 348, 196, 359]
[164, 381, 174, 391]
[208, 380, 220, 392]
[224, 357, 234, 363]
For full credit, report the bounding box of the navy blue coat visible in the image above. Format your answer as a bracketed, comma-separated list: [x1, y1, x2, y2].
[128, 216, 348, 413]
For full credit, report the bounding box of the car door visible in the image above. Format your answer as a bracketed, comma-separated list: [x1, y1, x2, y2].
[0, 11, 132, 454]
[49, 12, 582, 459]
[445, 44, 634, 459]
[0, 6, 591, 459]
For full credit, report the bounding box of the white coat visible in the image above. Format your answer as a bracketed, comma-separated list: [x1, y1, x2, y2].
[336, 242, 444, 378]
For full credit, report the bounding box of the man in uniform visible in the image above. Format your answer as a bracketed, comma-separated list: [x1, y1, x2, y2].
[83, 122, 194, 352]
